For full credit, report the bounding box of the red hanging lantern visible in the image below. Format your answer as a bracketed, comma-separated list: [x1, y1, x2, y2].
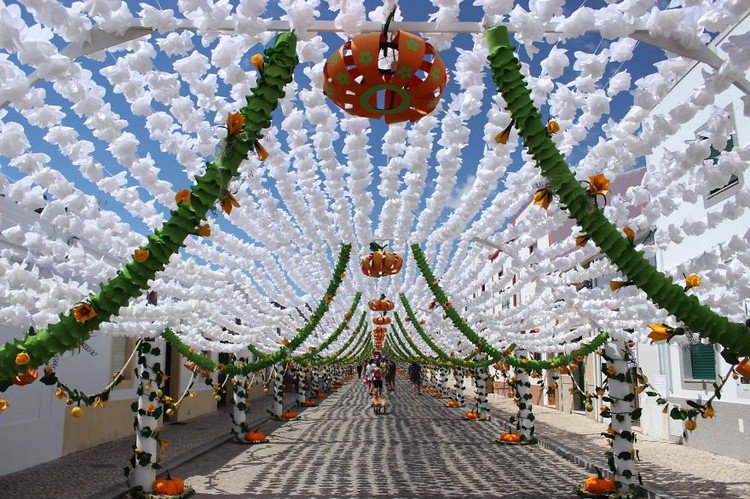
[323, 29, 447, 124]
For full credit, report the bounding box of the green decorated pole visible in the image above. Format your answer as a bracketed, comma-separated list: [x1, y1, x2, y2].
[132, 338, 163, 491]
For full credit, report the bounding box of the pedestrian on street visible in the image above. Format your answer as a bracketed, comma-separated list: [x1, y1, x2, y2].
[408, 362, 422, 395]
[364, 359, 374, 394]
[385, 358, 397, 392]
[356, 362, 363, 378]
[371, 361, 384, 398]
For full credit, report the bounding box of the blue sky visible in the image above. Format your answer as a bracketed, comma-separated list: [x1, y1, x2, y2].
[1, 0, 669, 249]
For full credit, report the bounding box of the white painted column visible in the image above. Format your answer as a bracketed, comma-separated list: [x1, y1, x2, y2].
[605, 339, 638, 491]
[475, 355, 490, 420]
[270, 363, 283, 418]
[453, 368, 465, 406]
[514, 349, 535, 441]
[231, 356, 251, 439]
[296, 365, 307, 405]
[133, 339, 161, 491]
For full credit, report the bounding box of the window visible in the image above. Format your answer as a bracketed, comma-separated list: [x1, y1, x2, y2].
[685, 343, 716, 381]
[703, 136, 741, 206]
[111, 337, 137, 382]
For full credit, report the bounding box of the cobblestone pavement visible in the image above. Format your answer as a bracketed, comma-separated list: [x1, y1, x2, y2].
[0, 393, 300, 499]
[487, 394, 750, 498]
[174, 377, 589, 498]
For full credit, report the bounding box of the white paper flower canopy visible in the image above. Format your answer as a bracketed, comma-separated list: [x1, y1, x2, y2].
[0, 0, 749, 362]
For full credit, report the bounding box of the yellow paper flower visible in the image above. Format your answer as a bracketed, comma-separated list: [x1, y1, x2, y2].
[588, 173, 610, 196]
[227, 112, 245, 135]
[281, 338, 290, 346]
[93, 397, 105, 408]
[606, 365, 617, 376]
[134, 249, 150, 263]
[15, 352, 30, 366]
[251, 53, 264, 72]
[56, 387, 66, 400]
[174, 189, 191, 205]
[623, 226, 635, 243]
[546, 120, 560, 134]
[73, 302, 97, 323]
[685, 274, 701, 288]
[648, 323, 675, 343]
[575, 234, 590, 247]
[0, 398, 11, 414]
[533, 188, 553, 210]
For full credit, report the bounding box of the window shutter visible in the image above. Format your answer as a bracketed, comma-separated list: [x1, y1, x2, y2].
[689, 343, 716, 380]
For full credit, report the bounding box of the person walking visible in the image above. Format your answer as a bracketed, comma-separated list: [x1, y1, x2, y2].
[385, 358, 397, 392]
[408, 362, 422, 395]
[371, 361, 384, 398]
[364, 359, 374, 394]
[356, 362, 363, 379]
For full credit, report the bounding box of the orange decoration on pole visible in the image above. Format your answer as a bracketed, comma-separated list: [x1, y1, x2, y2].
[323, 29, 447, 124]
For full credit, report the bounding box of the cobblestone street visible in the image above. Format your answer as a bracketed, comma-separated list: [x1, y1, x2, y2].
[173, 377, 589, 498]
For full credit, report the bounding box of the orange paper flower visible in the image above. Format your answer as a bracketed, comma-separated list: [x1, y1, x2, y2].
[175, 189, 191, 205]
[254, 141, 269, 161]
[546, 120, 560, 133]
[227, 112, 245, 135]
[533, 188, 553, 210]
[623, 226, 635, 243]
[73, 302, 97, 323]
[575, 234, 590, 247]
[609, 280, 631, 291]
[588, 173, 610, 196]
[495, 122, 513, 145]
[197, 224, 211, 237]
[134, 249, 150, 263]
[221, 192, 241, 215]
[685, 274, 701, 288]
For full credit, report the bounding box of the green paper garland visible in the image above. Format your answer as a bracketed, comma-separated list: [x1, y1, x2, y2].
[484, 26, 749, 356]
[295, 293, 362, 363]
[162, 243, 351, 375]
[409, 245, 609, 369]
[0, 32, 300, 391]
[312, 311, 368, 365]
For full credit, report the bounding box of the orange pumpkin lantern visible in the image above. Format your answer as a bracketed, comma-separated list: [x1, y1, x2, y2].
[12, 367, 38, 386]
[152, 473, 185, 496]
[373, 316, 392, 325]
[465, 411, 479, 419]
[281, 410, 297, 419]
[323, 30, 447, 124]
[373, 326, 388, 335]
[584, 474, 616, 494]
[368, 298, 395, 312]
[244, 430, 266, 443]
[445, 400, 458, 407]
[362, 243, 403, 278]
[499, 432, 522, 443]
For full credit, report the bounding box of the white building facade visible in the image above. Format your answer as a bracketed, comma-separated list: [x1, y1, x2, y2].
[635, 14, 750, 463]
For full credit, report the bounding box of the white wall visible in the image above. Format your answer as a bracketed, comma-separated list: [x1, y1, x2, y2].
[637, 15, 750, 447]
